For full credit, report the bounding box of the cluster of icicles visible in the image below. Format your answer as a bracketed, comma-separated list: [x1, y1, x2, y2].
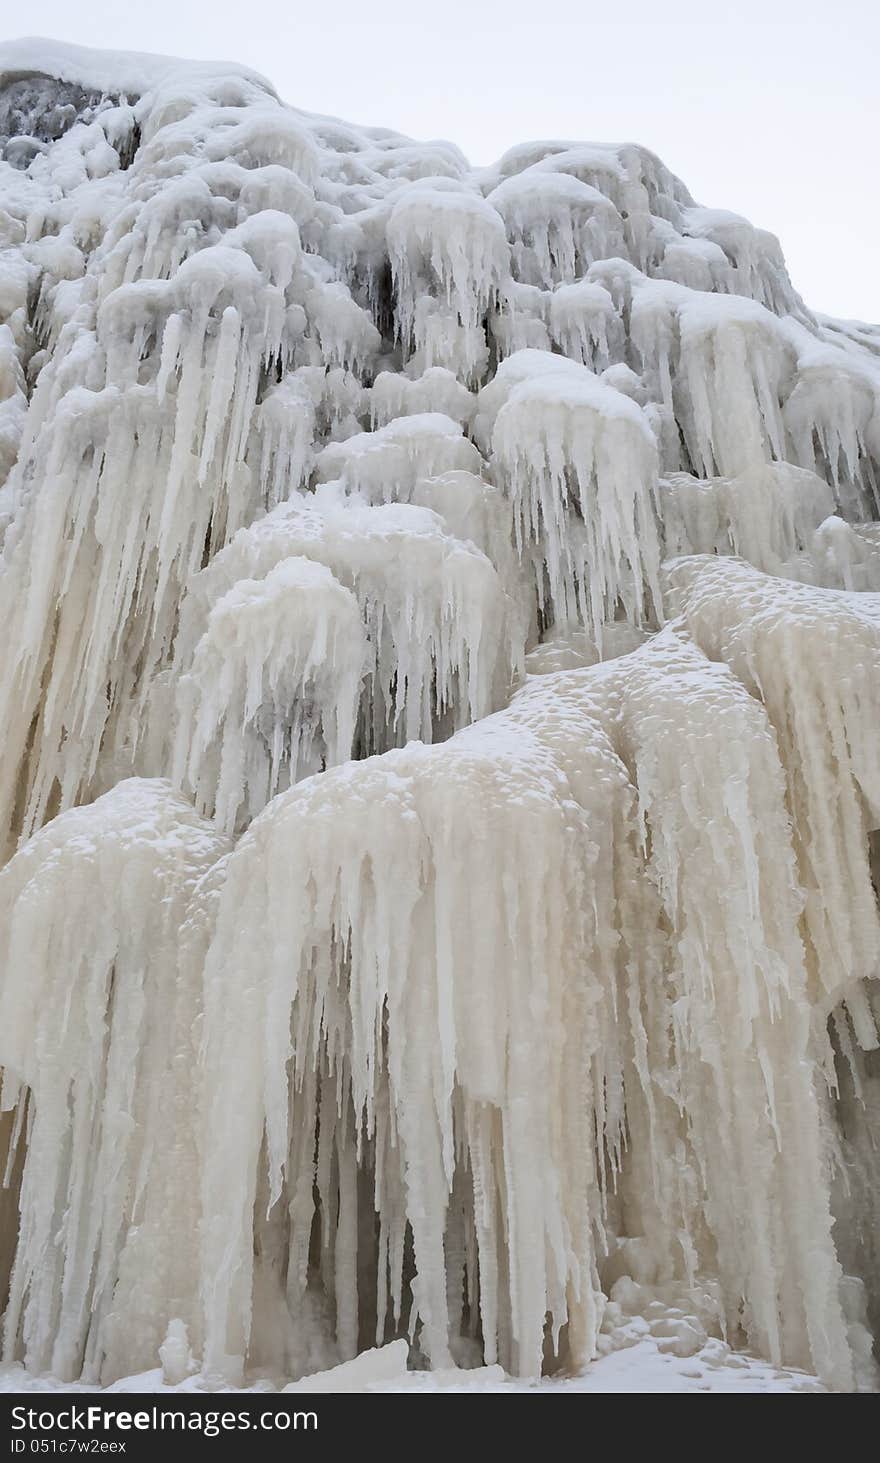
[0, 38, 879, 1392]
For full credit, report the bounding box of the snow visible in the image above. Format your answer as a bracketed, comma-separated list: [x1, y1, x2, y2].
[0, 1287, 833, 1393]
[0, 36, 879, 1396]
[0, 38, 276, 103]
[0, 1324, 828, 1394]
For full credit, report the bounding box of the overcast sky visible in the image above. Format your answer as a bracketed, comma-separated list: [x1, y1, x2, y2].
[5, 2, 878, 321]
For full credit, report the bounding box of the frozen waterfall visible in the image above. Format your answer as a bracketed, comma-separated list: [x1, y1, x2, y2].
[0, 36, 878, 1393]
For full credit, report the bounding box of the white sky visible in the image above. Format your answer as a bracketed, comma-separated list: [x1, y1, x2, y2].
[4, 1, 878, 321]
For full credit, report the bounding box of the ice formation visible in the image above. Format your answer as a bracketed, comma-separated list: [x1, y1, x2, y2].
[0, 36, 879, 1394]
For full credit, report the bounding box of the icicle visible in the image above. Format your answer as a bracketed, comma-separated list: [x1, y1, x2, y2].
[613, 628, 853, 1387]
[549, 279, 620, 371]
[805, 517, 880, 591]
[198, 684, 631, 1378]
[174, 556, 365, 835]
[666, 555, 880, 1027]
[487, 350, 662, 640]
[314, 412, 483, 502]
[386, 181, 509, 381]
[164, 492, 522, 764]
[254, 373, 316, 505]
[0, 780, 229, 1382]
[487, 171, 626, 289]
[370, 367, 475, 433]
[658, 461, 836, 574]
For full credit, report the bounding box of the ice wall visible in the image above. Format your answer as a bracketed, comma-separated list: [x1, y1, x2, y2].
[0, 37, 878, 1391]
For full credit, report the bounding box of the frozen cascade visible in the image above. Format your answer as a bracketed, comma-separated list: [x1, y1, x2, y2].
[486, 172, 626, 290]
[173, 557, 366, 835]
[313, 412, 483, 501]
[593, 259, 880, 504]
[0, 210, 308, 848]
[386, 181, 509, 381]
[658, 461, 836, 575]
[195, 629, 856, 1388]
[487, 351, 662, 638]
[0, 37, 879, 1392]
[369, 367, 475, 433]
[161, 490, 521, 772]
[797, 516, 880, 592]
[0, 780, 229, 1381]
[665, 556, 880, 1039]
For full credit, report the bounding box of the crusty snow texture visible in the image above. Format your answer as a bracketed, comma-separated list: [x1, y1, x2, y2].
[0, 36, 879, 1395]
